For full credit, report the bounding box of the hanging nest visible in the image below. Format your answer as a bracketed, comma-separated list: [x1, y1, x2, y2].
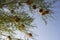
[39, 8, 50, 15]
[39, 8, 44, 13]
[13, 15, 20, 22]
[26, 33, 32, 38]
[32, 5, 37, 9]
[26, 0, 33, 5]
[7, 36, 12, 40]
[17, 24, 25, 31]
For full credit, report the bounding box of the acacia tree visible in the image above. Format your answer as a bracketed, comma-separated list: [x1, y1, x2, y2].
[0, 0, 59, 40]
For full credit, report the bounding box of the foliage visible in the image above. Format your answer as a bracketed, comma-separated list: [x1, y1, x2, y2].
[0, 0, 59, 40]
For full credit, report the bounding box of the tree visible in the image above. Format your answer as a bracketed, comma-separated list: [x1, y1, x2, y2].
[0, 0, 59, 40]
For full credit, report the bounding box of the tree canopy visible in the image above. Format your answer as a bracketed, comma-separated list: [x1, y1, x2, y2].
[0, 0, 59, 40]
